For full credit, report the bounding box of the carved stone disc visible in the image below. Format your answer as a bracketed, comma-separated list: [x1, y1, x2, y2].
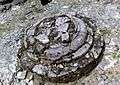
[17, 13, 105, 83]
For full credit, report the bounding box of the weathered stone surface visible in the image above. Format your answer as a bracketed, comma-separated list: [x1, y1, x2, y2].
[17, 13, 105, 83]
[0, 0, 120, 85]
[0, 0, 27, 12]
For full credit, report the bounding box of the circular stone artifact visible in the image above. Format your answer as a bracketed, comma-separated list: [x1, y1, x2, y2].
[17, 13, 105, 83]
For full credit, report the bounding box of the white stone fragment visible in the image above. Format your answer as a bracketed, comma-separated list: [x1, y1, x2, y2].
[16, 71, 27, 79]
[62, 32, 69, 41]
[73, 63, 78, 67]
[27, 28, 35, 36]
[85, 54, 90, 58]
[11, 6, 20, 10]
[23, 36, 28, 48]
[57, 64, 64, 68]
[62, 6, 69, 8]
[57, 23, 69, 32]
[35, 34, 49, 44]
[32, 64, 47, 75]
[25, 72, 33, 83]
[50, 44, 61, 48]
[56, 17, 69, 26]
[0, 82, 2, 85]
[71, 67, 78, 72]
[27, 52, 38, 61]
[48, 71, 57, 77]
[28, 80, 33, 85]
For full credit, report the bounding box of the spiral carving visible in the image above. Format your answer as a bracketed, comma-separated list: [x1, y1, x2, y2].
[17, 13, 105, 83]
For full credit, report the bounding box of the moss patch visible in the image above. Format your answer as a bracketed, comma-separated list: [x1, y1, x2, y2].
[0, 22, 15, 37]
[112, 52, 120, 59]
